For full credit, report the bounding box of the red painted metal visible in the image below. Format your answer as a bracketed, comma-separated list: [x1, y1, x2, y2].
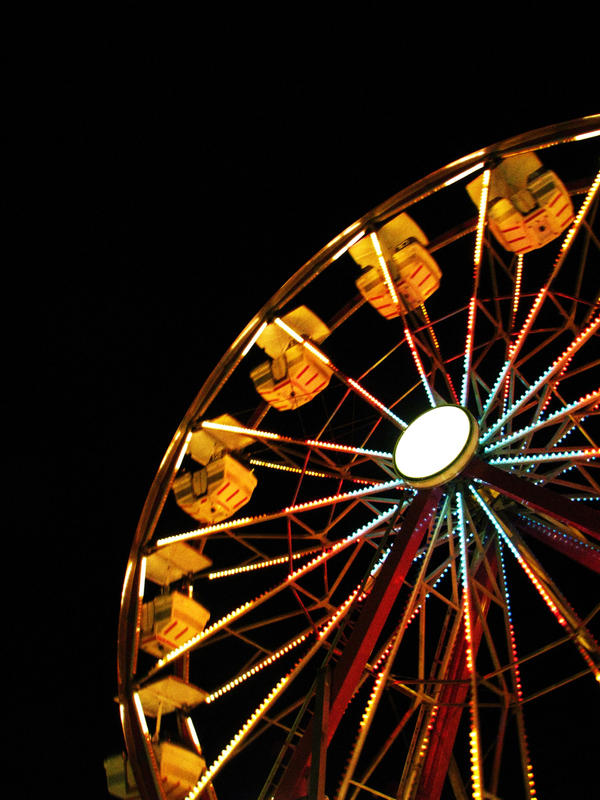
[464, 458, 600, 541]
[514, 517, 600, 574]
[273, 488, 442, 800]
[413, 557, 496, 800]
[309, 667, 331, 800]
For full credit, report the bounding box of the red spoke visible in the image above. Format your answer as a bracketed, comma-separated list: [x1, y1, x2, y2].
[414, 559, 496, 800]
[514, 515, 600, 574]
[273, 489, 442, 800]
[465, 458, 600, 541]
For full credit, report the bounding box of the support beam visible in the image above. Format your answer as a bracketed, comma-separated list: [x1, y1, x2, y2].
[412, 557, 496, 800]
[515, 516, 600, 574]
[273, 488, 442, 800]
[464, 458, 600, 541]
[309, 667, 331, 800]
[118, 557, 167, 800]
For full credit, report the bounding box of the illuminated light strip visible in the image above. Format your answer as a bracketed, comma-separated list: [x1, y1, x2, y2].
[469, 486, 600, 681]
[404, 321, 436, 408]
[480, 356, 512, 425]
[417, 704, 440, 761]
[481, 281, 549, 421]
[121, 560, 134, 606]
[461, 169, 490, 409]
[332, 229, 366, 261]
[133, 691, 176, 799]
[303, 436, 394, 459]
[456, 492, 484, 800]
[337, 659, 392, 800]
[359, 666, 388, 730]
[405, 562, 452, 627]
[368, 546, 392, 578]
[369, 631, 395, 671]
[420, 303, 459, 403]
[338, 542, 446, 800]
[184, 716, 203, 754]
[157, 479, 402, 547]
[394, 702, 440, 800]
[539, 358, 571, 417]
[325, 221, 364, 255]
[497, 543, 537, 797]
[305, 339, 332, 365]
[346, 377, 407, 428]
[370, 230, 399, 305]
[488, 447, 600, 466]
[153, 600, 255, 671]
[370, 562, 451, 670]
[531, 459, 583, 485]
[202, 419, 279, 439]
[442, 160, 485, 188]
[204, 632, 310, 703]
[248, 457, 381, 485]
[555, 407, 598, 447]
[152, 507, 397, 674]
[231, 317, 264, 354]
[186, 674, 292, 799]
[201, 419, 393, 460]
[484, 389, 600, 453]
[241, 319, 268, 357]
[159, 426, 189, 473]
[457, 495, 474, 671]
[273, 316, 311, 345]
[175, 431, 193, 472]
[480, 170, 600, 426]
[133, 691, 150, 737]
[419, 303, 440, 356]
[516, 513, 600, 552]
[473, 169, 490, 268]
[560, 169, 600, 253]
[273, 317, 331, 366]
[481, 312, 600, 443]
[205, 584, 364, 705]
[186, 585, 364, 799]
[286, 505, 400, 583]
[207, 549, 320, 580]
[272, 317, 407, 428]
[461, 295, 477, 408]
[135, 557, 146, 602]
[502, 254, 523, 421]
[510, 254, 523, 332]
[501, 343, 516, 424]
[573, 129, 600, 142]
[318, 586, 362, 639]
[131, 694, 170, 800]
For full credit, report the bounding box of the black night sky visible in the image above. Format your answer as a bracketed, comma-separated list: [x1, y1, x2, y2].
[16, 23, 598, 800]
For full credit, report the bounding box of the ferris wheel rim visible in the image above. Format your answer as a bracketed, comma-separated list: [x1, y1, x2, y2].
[114, 114, 600, 800]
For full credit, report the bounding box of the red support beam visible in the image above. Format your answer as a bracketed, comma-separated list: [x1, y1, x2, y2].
[514, 517, 600, 574]
[309, 666, 331, 800]
[413, 557, 496, 800]
[273, 488, 442, 800]
[464, 458, 600, 541]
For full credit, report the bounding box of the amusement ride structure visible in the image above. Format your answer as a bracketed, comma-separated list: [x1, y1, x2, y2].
[107, 115, 600, 800]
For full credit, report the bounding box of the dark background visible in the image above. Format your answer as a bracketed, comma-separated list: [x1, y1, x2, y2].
[13, 23, 597, 799]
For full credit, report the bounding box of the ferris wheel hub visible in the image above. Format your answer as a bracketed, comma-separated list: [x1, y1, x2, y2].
[393, 405, 479, 488]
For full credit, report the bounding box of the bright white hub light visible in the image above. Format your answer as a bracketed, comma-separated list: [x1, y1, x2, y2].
[393, 405, 478, 488]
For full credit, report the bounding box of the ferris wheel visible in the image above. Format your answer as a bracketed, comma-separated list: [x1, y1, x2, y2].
[107, 115, 600, 800]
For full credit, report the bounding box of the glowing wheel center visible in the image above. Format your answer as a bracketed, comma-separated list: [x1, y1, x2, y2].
[393, 405, 479, 488]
